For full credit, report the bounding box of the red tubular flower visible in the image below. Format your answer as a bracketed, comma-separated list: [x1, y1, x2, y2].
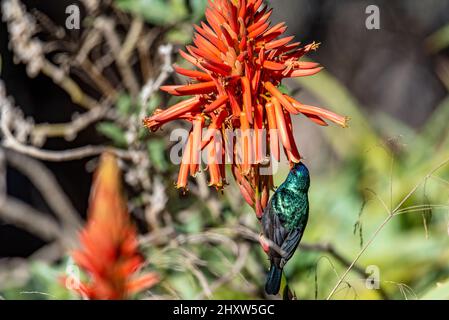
[143, 0, 348, 216]
[69, 153, 159, 300]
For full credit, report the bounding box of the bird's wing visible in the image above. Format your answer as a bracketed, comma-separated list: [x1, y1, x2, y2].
[262, 189, 308, 268]
[262, 201, 289, 263]
[279, 228, 303, 268]
[262, 200, 284, 237]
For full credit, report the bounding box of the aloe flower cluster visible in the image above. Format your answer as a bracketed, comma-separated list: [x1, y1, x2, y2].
[70, 153, 159, 299]
[144, 0, 348, 217]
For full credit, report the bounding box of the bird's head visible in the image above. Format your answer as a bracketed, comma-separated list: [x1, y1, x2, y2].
[287, 162, 310, 192]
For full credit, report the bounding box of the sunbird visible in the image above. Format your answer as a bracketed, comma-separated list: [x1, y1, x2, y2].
[262, 162, 310, 295]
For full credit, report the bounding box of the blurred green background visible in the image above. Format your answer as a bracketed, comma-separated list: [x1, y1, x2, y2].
[1, 0, 449, 300]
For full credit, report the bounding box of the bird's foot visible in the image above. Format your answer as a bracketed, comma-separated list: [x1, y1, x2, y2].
[259, 234, 270, 254]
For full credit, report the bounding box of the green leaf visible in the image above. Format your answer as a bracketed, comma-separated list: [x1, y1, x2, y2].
[115, 0, 189, 26]
[166, 26, 194, 45]
[421, 279, 449, 300]
[426, 23, 449, 53]
[147, 140, 169, 171]
[146, 92, 162, 114]
[278, 84, 291, 95]
[96, 122, 128, 147]
[190, 0, 207, 22]
[1, 260, 78, 300]
[116, 94, 133, 116]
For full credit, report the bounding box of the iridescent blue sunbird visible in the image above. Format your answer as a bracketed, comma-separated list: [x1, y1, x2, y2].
[262, 162, 310, 295]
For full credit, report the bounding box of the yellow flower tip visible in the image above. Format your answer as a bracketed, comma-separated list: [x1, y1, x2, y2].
[175, 184, 189, 195]
[209, 182, 224, 191]
[311, 42, 321, 51]
[341, 116, 351, 128]
[142, 117, 157, 131]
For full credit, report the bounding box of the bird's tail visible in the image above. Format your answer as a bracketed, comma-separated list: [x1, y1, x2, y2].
[265, 264, 282, 295]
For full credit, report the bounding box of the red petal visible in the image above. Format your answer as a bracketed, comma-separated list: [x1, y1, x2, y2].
[200, 60, 232, 76]
[179, 49, 205, 71]
[175, 81, 217, 95]
[285, 96, 349, 127]
[187, 45, 223, 66]
[272, 97, 299, 162]
[145, 97, 202, 123]
[190, 117, 204, 176]
[239, 112, 253, 175]
[263, 60, 286, 71]
[194, 23, 228, 53]
[207, 138, 223, 188]
[220, 25, 236, 47]
[160, 85, 184, 96]
[201, 110, 227, 149]
[282, 109, 301, 163]
[265, 36, 295, 50]
[126, 273, 159, 295]
[173, 65, 212, 81]
[226, 88, 242, 116]
[177, 134, 193, 189]
[205, 8, 224, 38]
[204, 95, 229, 113]
[298, 61, 321, 69]
[238, 0, 247, 20]
[265, 102, 280, 162]
[241, 76, 253, 124]
[254, 104, 264, 164]
[232, 164, 255, 206]
[287, 67, 323, 77]
[247, 9, 272, 34]
[248, 22, 270, 39]
[261, 22, 287, 40]
[193, 34, 222, 58]
[264, 82, 299, 114]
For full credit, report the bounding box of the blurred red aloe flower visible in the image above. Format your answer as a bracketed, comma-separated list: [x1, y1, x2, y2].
[69, 153, 159, 300]
[144, 0, 348, 217]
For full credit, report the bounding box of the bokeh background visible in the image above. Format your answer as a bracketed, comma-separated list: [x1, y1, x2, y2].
[1, 0, 449, 299]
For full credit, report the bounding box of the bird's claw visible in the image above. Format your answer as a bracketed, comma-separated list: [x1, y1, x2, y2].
[259, 234, 270, 254]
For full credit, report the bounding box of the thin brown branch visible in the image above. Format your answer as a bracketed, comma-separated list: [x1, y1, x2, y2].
[196, 244, 250, 299]
[120, 18, 144, 62]
[138, 29, 162, 81]
[4, 149, 82, 229]
[0, 197, 62, 241]
[97, 17, 139, 97]
[32, 104, 108, 140]
[2, 138, 130, 162]
[41, 61, 100, 110]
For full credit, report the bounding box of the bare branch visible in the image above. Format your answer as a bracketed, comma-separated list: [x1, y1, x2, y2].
[0, 197, 62, 241]
[4, 149, 82, 229]
[196, 244, 250, 299]
[140, 44, 173, 108]
[2, 138, 130, 162]
[97, 17, 140, 97]
[32, 104, 108, 141]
